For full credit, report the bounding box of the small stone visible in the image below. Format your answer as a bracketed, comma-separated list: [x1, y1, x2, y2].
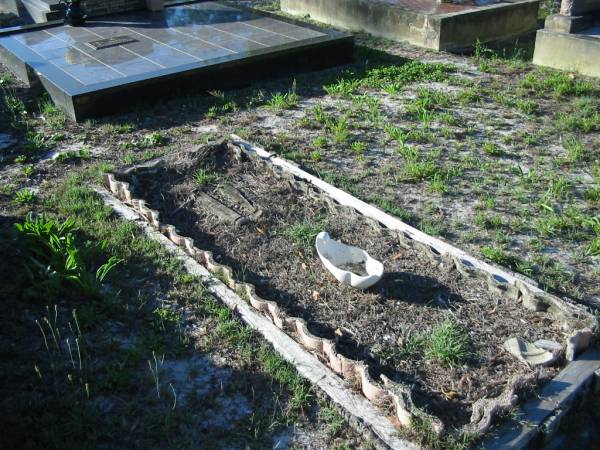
[566, 328, 593, 361]
[503, 337, 557, 367]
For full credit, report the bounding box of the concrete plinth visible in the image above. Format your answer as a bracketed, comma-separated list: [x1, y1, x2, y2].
[280, 0, 539, 51]
[533, 26, 600, 77]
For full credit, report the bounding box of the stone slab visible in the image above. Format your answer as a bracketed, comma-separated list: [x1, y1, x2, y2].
[560, 0, 600, 16]
[544, 12, 594, 33]
[482, 349, 600, 449]
[533, 26, 600, 77]
[281, 0, 539, 51]
[0, 1, 353, 121]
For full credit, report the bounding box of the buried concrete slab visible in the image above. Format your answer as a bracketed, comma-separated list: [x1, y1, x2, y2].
[0, 1, 352, 122]
[281, 0, 539, 51]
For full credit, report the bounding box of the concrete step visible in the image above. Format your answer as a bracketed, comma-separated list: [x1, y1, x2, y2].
[20, 0, 63, 23]
[28, 0, 62, 12]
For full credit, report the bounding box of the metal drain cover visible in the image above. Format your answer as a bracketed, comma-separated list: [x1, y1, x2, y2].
[86, 35, 138, 50]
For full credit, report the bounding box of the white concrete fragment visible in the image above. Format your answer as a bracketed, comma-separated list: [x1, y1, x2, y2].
[315, 231, 384, 289]
[504, 337, 557, 367]
[534, 339, 564, 357]
[566, 328, 593, 361]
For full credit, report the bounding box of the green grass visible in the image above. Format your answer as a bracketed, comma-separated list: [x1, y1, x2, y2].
[267, 91, 300, 110]
[193, 168, 218, 186]
[141, 132, 167, 147]
[520, 70, 595, 97]
[424, 320, 472, 367]
[286, 220, 323, 253]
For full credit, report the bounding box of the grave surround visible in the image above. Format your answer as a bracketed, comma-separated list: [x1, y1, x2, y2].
[533, 0, 600, 77]
[280, 0, 540, 51]
[0, 1, 353, 121]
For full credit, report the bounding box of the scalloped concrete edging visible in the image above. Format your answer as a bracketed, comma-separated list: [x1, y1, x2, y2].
[96, 186, 417, 450]
[101, 137, 597, 447]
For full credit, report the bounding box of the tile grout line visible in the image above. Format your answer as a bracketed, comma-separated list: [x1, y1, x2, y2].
[80, 27, 167, 70]
[43, 29, 127, 77]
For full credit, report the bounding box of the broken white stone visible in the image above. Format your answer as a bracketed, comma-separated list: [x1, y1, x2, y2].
[566, 328, 593, 361]
[503, 337, 557, 367]
[315, 231, 384, 289]
[534, 339, 564, 357]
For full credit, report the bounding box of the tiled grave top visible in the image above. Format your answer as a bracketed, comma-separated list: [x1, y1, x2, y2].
[0, 1, 338, 95]
[377, 0, 522, 15]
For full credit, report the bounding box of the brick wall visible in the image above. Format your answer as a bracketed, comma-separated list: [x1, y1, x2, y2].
[83, 0, 146, 17]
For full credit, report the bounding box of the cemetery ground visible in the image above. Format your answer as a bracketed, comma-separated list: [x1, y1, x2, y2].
[1, 1, 599, 449]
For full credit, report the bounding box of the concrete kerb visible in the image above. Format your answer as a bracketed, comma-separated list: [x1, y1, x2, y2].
[95, 187, 417, 450]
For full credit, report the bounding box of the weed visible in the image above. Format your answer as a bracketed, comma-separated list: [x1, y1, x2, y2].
[457, 88, 481, 105]
[312, 135, 328, 148]
[14, 213, 122, 299]
[268, 91, 300, 110]
[55, 148, 91, 164]
[424, 320, 471, 367]
[370, 196, 413, 221]
[562, 137, 584, 163]
[142, 132, 166, 147]
[515, 98, 537, 115]
[22, 165, 34, 178]
[14, 188, 36, 204]
[324, 78, 360, 97]
[482, 142, 502, 156]
[286, 220, 323, 253]
[193, 168, 218, 186]
[4, 94, 27, 127]
[520, 70, 594, 97]
[351, 141, 367, 155]
[310, 150, 323, 161]
[428, 173, 450, 194]
[40, 100, 67, 130]
[102, 122, 136, 134]
[24, 131, 48, 153]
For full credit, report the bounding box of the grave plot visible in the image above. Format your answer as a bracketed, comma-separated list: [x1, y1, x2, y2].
[281, 0, 539, 51]
[108, 141, 594, 439]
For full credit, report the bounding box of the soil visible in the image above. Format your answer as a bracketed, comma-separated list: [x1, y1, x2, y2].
[123, 142, 564, 429]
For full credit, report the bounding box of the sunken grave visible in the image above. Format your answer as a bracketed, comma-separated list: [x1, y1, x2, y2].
[106, 140, 596, 443]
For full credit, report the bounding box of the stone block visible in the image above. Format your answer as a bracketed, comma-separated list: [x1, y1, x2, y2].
[560, 0, 600, 16]
[281, 0, 539, 51]
[533, 28, 600, 78]
[545, 13, 594, 33]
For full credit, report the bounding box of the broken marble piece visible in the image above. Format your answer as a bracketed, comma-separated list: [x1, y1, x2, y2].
[566, 328, 593, 361]
[503, 337, 557, 367]
[534, 339, 564, 357]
